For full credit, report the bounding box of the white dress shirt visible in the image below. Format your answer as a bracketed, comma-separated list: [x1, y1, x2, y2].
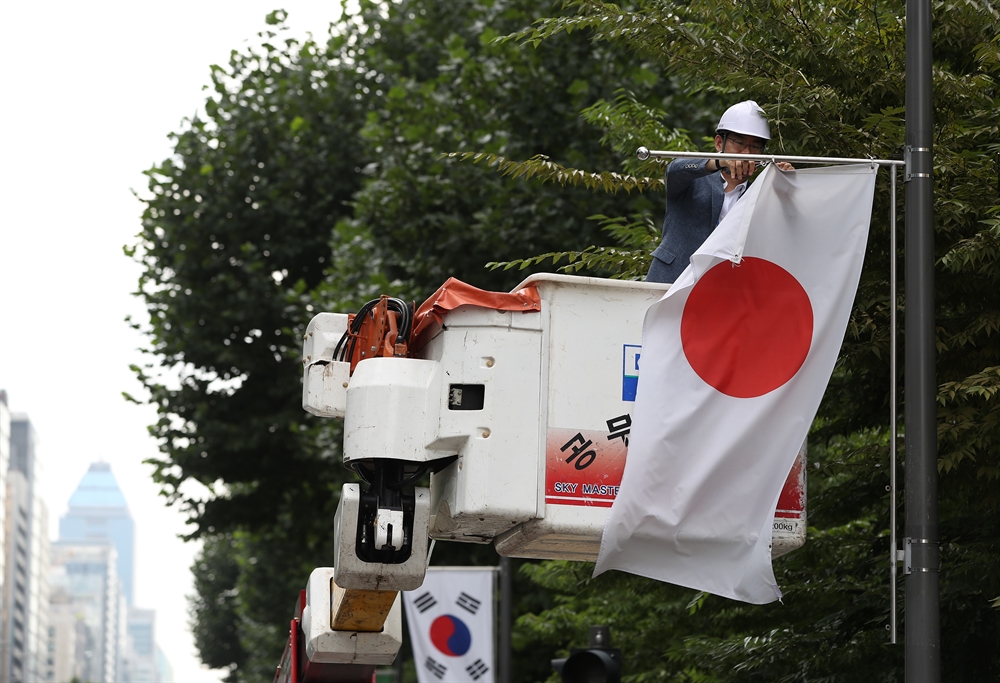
[719, 176, 748, 223]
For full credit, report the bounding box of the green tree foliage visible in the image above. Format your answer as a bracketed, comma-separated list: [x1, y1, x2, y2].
[132, 2, 691, 681]
[493, 0, 999, 680]
[328, 0, 692, 299]
[129, 8, 367, 539]
[189, 534, 246, 681]
[131, 12, 373, 672]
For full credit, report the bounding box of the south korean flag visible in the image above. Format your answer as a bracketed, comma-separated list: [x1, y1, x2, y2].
[403, 568, 495, 682]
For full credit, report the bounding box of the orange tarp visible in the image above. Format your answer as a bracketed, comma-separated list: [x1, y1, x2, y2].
[410, 277, 541, 351]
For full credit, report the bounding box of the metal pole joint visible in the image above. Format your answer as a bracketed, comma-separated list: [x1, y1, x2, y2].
[904, 145, 932, 183]
[903, 537, 940, 575]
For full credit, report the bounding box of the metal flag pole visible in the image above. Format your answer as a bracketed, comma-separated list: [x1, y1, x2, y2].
[890, 164, 900, 645]
[636, 148, 904, 168]
[636, 145, 908, 648]
[904, 0, 941, 679]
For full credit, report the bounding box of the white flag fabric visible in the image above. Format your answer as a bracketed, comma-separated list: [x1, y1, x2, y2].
[403, 568, 495, 682]
[595, 164, 878, 603]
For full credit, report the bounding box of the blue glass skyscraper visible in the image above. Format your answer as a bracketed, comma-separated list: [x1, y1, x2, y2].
[58, 462, 135, 604]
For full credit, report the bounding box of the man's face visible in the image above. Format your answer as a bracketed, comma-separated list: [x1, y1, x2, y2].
[715, 133, 767, 154]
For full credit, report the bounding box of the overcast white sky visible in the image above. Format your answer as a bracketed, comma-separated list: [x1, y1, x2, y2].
[0, 2, 342, 680]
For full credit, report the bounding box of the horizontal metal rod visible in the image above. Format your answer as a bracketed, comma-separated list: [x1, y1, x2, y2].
[636, 147, 905, 167]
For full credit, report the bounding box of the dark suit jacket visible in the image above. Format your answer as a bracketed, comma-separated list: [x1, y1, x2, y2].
[646, 158, 724, 284]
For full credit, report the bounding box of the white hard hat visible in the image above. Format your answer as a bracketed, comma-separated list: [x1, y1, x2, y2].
[717, 100, 771, 140]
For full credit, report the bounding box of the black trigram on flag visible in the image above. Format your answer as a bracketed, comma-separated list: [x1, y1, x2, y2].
[456, 591, 481, 615]
[414, 591, 438, 613]
[425, 656, 447, 679]
[466, 659, 489, 680]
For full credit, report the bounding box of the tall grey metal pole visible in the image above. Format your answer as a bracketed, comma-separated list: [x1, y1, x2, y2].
[904, 0, 940, 680]
[499, 557, 513, 683]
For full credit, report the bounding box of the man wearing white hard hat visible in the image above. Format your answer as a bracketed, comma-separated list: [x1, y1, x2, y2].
[646, 100, 793, 283]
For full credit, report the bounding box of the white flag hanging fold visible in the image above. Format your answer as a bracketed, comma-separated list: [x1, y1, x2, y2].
[403, 568, 495, 682]
[595, 164, 878, 603]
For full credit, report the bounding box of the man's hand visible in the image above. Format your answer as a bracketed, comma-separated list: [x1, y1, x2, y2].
[720, 158, 757, 181]
[720, 159, 795, 178]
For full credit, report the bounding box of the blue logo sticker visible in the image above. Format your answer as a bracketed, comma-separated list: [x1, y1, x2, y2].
[622, 344, 641, 401]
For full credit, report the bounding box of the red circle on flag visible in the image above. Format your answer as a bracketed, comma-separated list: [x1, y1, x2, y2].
[680, 257, 813, 398]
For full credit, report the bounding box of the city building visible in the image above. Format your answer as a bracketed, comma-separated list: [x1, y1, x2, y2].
[0, 391, 9, 620]
[46, 581, 85, 683]
[127, 608, 157, 683]
[1, 408, 50, 683]
[155, 646, 173, 683]
[59, 462, 135, 604]
[47, 462, 169, 682]
[47, 543, 120, 683]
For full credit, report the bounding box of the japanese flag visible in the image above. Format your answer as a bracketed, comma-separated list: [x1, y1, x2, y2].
[403, 568, 495, 682]
[595, 164, 878, 603]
